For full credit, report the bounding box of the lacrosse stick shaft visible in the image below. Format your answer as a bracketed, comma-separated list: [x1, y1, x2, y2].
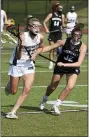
[39, 54, 56, 64]
[4, 33, 17, 44]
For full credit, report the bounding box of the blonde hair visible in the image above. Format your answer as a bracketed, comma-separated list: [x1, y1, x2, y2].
[25, 17, 41, 31]
[27, 18, 40, 26]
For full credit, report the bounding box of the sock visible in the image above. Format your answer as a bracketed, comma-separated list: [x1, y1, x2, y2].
[54, 99, 62, 107]
[10, 110, 16, 114]
[43, 94, 48, 100]
[50, 61, 53, 65]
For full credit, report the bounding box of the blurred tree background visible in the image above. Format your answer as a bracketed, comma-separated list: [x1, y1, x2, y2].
[1, 0, 88, 28]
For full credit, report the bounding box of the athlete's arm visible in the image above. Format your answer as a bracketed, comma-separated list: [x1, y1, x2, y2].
[62, 14, 66, 28]
[57, 43, 87, 67]
[43, 13, 52, 33]
[75, 13, 78, 24]
[42, 39, 65, 53]
[64, 13, 68, 24]
[31, 34, 44, 60]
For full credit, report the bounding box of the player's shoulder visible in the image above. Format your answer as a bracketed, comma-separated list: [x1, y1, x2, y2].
[67, 11, 71, 14]
[73, 12, 77, 15]
[47, 12, 52, 17]
[1, 9, 5, 13]
[80, 42, 87, 52]
[39, 33, 44, 40]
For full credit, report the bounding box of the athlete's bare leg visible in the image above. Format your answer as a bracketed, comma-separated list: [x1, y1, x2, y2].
[49, 41, 55, 69]
[58, 74, 78, 101]
[10, 73, 35, 113]
[52, 74, 78, 114]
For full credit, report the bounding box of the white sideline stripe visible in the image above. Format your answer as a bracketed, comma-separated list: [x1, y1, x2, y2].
[17, 109, 87, 115]
[1, 85, 88, 89]
[1, 70, 88, 73]
[61, 104, 88, 107]
[47, 101, 88, 107]
[1, 52, 88, 55]
[47, 100, 79, 104]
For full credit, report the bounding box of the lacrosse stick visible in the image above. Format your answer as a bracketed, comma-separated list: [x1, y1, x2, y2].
[3, 33, 17, 44]
[74, 23, 84, 29]
[39, 54, 56, 64]
[6, 24, 58, 64]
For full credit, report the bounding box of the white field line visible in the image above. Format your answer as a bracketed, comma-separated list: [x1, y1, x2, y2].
[1, 52, 88, 55]
[1, 52, 52, 55]
[47, 101, 88, 108]
[1, 60, 88, 67]
[1, 68, 88, 73]
[2, 109, 87, 117]
[1, 85, 88, 89]
[17, 109, 87, 115]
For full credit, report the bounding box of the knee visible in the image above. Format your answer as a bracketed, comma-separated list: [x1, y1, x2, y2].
[10, 91, 16, 95]
[10, 89, 17, 95]
[65, 86, 74, 92]
[23, 87, 31, 95]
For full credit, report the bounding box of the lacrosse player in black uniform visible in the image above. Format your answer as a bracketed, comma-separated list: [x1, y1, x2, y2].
[40, 24, 87, 115]
[43, 1, 65, 69]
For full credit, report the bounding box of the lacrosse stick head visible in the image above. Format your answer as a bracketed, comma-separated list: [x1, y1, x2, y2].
[6, 18, 15, 26]
[6, 24, 19, 37]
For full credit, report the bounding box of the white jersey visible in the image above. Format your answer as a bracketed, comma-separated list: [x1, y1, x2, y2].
[9, 31, 41, 66]
[66, 12, 77, 28]
[1, 10, 6, 32]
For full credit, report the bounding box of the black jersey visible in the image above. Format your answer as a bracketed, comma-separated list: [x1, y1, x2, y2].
[57, 37, 82, 63]
[54, 38, 82, 75]
[49, 12, 62, 32]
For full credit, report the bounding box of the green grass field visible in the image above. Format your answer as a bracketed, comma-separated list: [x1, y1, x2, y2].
[1, 33, 88, 136]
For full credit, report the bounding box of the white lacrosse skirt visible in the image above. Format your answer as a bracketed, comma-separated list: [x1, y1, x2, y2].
[8, 60, 35, 77]
[65, 23, 75, 34]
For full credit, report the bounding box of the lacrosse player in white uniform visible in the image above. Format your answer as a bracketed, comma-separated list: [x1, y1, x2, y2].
[65, 6, 78, 38]
[1, 9, 7, 32]
[1, 8, 7, 47]
[5, 17, 44, 119]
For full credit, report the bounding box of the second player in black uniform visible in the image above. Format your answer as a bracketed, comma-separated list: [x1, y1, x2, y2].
[43, 1, 65, 69]
[40, 25, 87, 115]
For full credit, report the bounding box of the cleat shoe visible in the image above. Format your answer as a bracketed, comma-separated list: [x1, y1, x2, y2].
[5, 112, 18, 119]
[51, 106, 60, 115]
[49, 62, 53, 69]
[5, 81, 10, 95]
[40, 97, 47, 110]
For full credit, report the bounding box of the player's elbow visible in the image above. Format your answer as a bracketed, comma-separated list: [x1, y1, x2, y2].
[76, 62, 82, 67]
[43, 21, 46, 26]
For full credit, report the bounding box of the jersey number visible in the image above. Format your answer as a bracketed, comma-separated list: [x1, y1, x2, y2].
[64, 55, 74, 62]
[54, 21, 59, 26]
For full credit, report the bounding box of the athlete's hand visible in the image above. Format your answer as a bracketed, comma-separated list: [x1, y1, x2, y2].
[30, 53, 37, 61]
[45, 30, 49, 34]
[57, 62, 64, 67]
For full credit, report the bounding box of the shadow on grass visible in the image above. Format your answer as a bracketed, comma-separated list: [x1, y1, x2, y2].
[1, 105, 54, 117]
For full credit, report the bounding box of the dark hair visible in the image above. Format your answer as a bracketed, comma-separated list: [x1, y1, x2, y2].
[51, 1, 60, 12]
[71, 25, 83, 37]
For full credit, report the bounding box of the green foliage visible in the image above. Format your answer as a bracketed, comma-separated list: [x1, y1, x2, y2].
[2, 0, 88, 26]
